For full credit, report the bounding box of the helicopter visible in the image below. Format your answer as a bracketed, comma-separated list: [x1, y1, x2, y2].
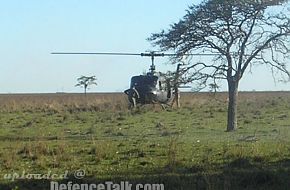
[51, 51, 216, 108]
[123, 52, 175, 108]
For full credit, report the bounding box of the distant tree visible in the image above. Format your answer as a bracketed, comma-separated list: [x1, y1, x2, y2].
[75, 75, 97, 95]
[150, 0, 290, 131]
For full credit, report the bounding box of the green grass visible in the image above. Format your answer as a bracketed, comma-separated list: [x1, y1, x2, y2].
[0, 92, 289, 190]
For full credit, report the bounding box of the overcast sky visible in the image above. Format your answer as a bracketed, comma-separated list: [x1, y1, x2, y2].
[0, 0, 289, 93]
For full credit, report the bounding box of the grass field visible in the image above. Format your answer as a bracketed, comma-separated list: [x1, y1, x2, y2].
[0, 92, 289, 190]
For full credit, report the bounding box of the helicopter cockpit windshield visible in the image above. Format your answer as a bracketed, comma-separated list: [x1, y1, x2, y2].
[130, 75, 158, 89]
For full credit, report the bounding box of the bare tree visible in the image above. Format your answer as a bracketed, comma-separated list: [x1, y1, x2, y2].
[150, 0, 290, 131]
[163, 63, 192, 108]
[75, 75, 97, 95]
[171, 64, 182, 108]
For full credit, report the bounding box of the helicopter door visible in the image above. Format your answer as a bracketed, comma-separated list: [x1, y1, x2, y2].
[155, 78, 169, 103]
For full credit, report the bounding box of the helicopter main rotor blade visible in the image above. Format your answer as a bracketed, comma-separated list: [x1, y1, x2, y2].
[51, 52, 220, 56]
[163, 53, 220, 56]
[51, 52, 141, 56]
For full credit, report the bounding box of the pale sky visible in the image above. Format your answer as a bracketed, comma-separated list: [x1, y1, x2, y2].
[0, 0, 289, 93]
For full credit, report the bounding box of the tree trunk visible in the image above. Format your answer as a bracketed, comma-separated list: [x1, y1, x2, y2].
[227, 78, 239, 131]
[176, 90, 180, 108]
